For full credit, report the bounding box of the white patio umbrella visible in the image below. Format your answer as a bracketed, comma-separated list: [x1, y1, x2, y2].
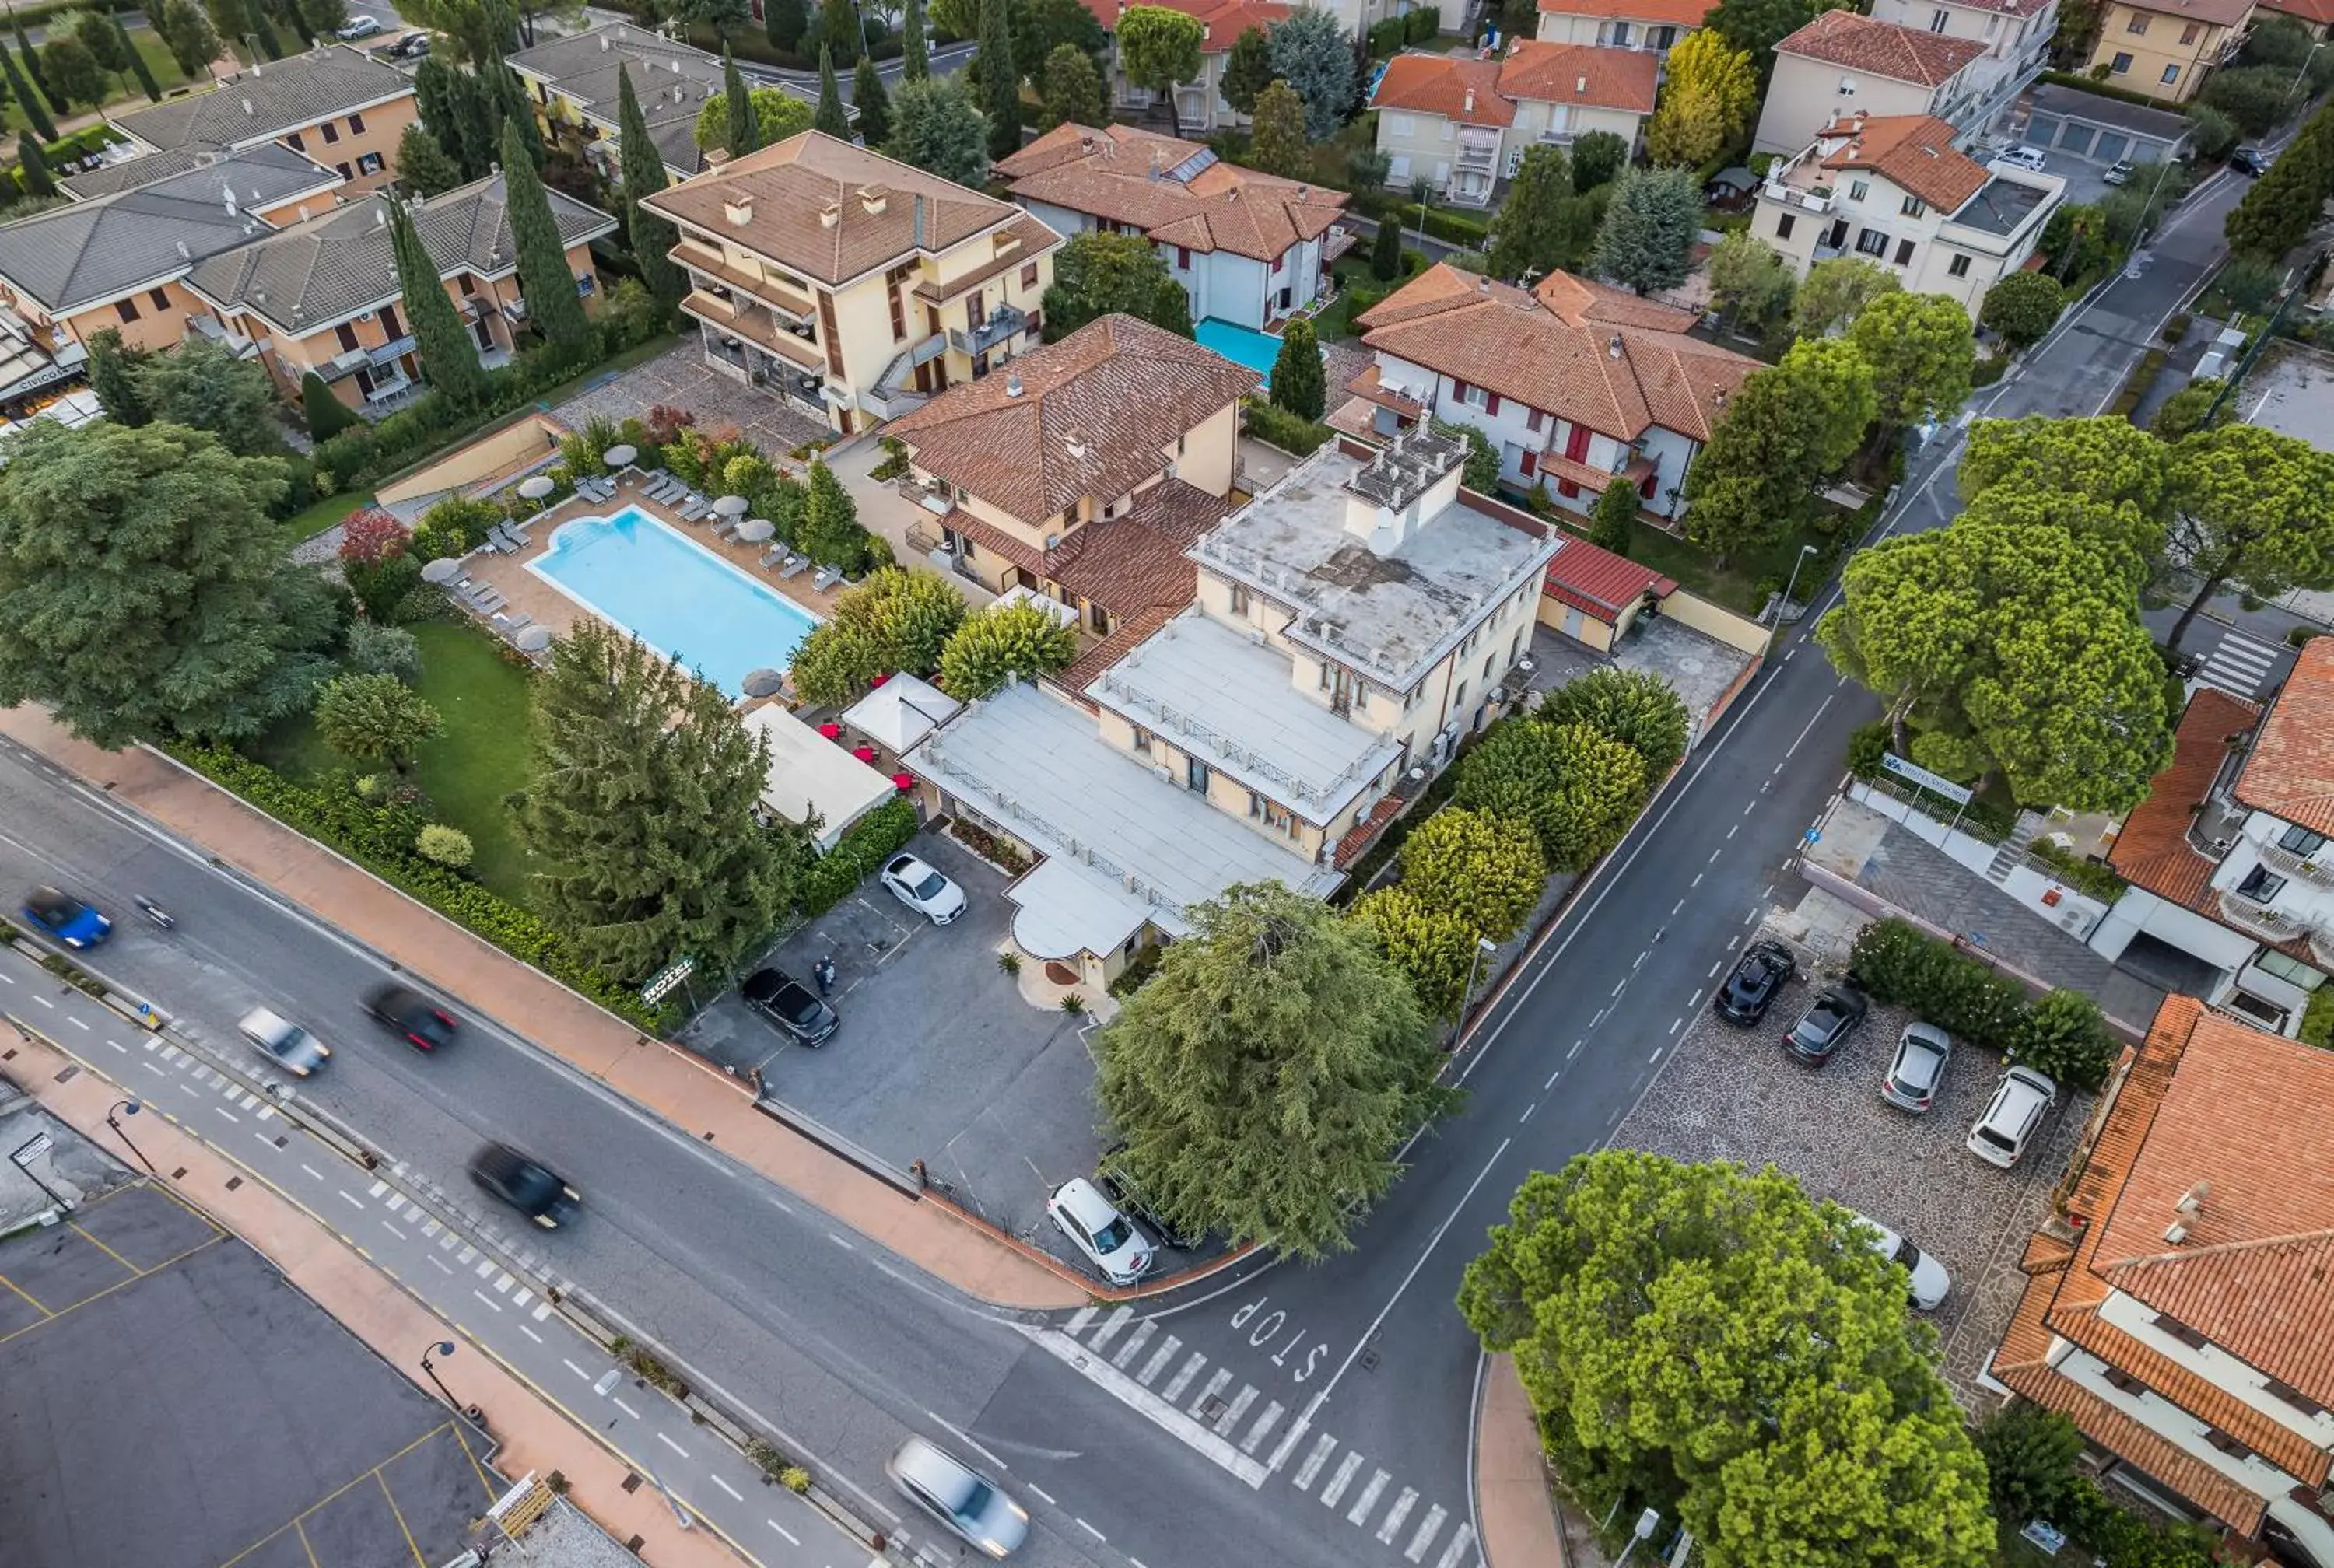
[602, 443, 637, 468]
[420, 557, 461, 583]
[734, 518, 776, 543]
[713, 494, 751, 518]
[515, 625, 554, 653]
[517, 474, 556, 500]
[741, 668, 787, 698]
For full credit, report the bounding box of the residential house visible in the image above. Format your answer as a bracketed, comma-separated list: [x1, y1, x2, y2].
[1345, 264, 1761, 517]
[1095, 0, 1292, 134]
[1989, 994, 2334, 1568]
[509, 23, 817, 184]
[1866, 0, 2059, 132]
[0, 145, 344, 409]
[2007, 79, 2196, 171]
[904, 425, 1555, 989]
[2257, 0, 2331, 38]
[184, 174, 617, 415]
[1531, 0, 1709, 54]
[1753, 9, 1990, 153]
[1370, 44, 1657, 205]
[997, 124, 1347, 330]
[1754, 111, 2065, 320]
[640, 131, 1064, 434]
[2091, 641, 2334, 1038]
[2081, 0, 2256, 102]
[106, 44, 419, 194]
[885, 313, 1260, 638]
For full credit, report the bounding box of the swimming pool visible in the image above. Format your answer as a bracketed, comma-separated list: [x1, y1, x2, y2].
[1196, 318, 1319, 390]
[528, 507, 821, 698]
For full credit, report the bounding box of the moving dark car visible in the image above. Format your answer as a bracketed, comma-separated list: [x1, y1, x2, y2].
[2231, 145, 2272, 176]
[741, 968, 839, 1046]
[363, 984, 459, 1052]
[1783, 985, 1870, 1064]
[22, 886, 110, 948]
[1714, 937, 1797, 1024]
[468, 1143, 580, 1229]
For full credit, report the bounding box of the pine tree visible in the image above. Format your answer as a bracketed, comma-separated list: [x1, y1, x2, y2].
[901, 0, 928, 79]
[0, 41, 55, 142]
[86, 329, 149, 426]
[722, 47, 759, 155]
[113, 16, 161, 101]
[1587, 476, 1638, 555]
[502, 117, 594, 365]
[252, 9, 284, 58]
[978, 0, 1018, 160]
[395, 124, 463, 195]
[852, 54, 890, 146]
[301, 371, 358, 438]
[1369, 216, 1401, 281]
[12, 13, 56, 117]
[16, 132, 54, 198]
[617, 66, 685, 313]
[813, 45, 849, 136]
[1269, 318, 1323, 421]
[388, 197, 487, 409]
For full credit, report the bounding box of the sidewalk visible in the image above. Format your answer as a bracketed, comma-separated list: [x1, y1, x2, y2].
[6, 1021, 751, 1568]
[1476, 1354, 1566, 1568]
[0, 704, 1086, 1312]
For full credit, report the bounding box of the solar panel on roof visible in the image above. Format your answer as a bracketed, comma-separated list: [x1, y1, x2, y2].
[1165, 148, 1218, 184]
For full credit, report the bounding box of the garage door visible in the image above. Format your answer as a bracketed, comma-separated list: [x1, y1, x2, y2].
[2096, 131, 2129, 163]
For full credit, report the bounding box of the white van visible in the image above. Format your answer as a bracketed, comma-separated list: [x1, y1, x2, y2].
[1992, 145, 2048, 173]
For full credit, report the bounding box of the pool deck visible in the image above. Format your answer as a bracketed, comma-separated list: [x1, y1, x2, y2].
[452, 471, 848, 656]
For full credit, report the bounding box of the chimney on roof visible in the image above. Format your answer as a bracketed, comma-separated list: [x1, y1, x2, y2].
[243, 96, 255, 114]
[2176, 1179, 2210, 1215]
[819, 200, 841, 228]
[1607, 333, 1623, 359]
[1575, 74, 1587, 94]
[1066, 429, 1087, 458]
[225, 186, 238, 216]
[858, 184, 888, 215]
[601, 32, 611, 49]
[727, 191, 756, 226]
[706, 148, 731, 168]
[176, 240, 191, 259]
[1463, 86, 1475, 113]
[2164, 1221, 2188, 1245]
[1006, 372, 1024, 397]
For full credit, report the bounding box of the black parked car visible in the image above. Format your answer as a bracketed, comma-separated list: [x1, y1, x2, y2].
[363, 983, 459, 1052]
[1099, 1143, 1200, 1251]
[1783, 985, 1870, 1065]
[468, 1143, 580, 1229]
[741, 968, 839, 1046]
[1714, 938, 1798, 1025]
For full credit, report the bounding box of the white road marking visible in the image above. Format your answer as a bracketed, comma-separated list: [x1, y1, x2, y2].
[1161, 1352, 1206, 1403]
[1377, 1489, 1419, 1545]
[707, 1473, 742, 1501]
[1519, 1103, 1535, 1122]
[1407, 1504, 1449, 1562]
[564, 1359, 591, 1380]
[1075, 1518, 1105, 1541]
[1089, 1306, 1134, 1352]
[368, 1179, 387, 1197]
[1346, 1468, 1390, 1526]
[336, 1190, 366, 1211]
[1266, 1417, 1312, 1476]
[766, 1520, 799, 1545]
[1137, 1333, 1180, 1386]
[33, 996, 52, 1010]
[1669, 1017, 1684, 1036]
[613, 1397, 641, 1419]
[300, 1164, 324, 1180]
[471, 1290, 503, 1313]
[1241, 1401, 1284, 1455]
[1319, 1451, 1365, 1508]
[1567, 1039, 1582, 1059]
[475, 1258, 496, 1279]
[512, 1288, 533, 1310]
[1019, 1329, 1268, 1488]
[1189, 1367, 1233, 1418]
[1213, 1383, 1259, 1437]
[67, 1015, 87, 1031]
[1112, 1318, 1156, 1370]
[825, 1232, 855, 1252]
[107, 1039, 128, 1053]
[1066, 1306, 1096, 1335]
[518, 1325, 543, 1343]
[1026, 1486, 1057, 1507]
[495, 1272, 515, 1293]
[212, 1104, 239, 1122]
[657, 1433, 688, 1458]
[1433, 1522, 1478, 1568]
[381, 1221, 408, 1241]
[1543, 1069, 1559, 1090]
[428, 1256, 454, 1275]
[532, 1302, 552, 1322]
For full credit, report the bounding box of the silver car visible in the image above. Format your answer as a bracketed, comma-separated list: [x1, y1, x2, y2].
[239, 1006, 331, 1076]
[1881, 1022, 1953, 1113]
[886, 1437, 1029, 1559]
[1968, 1065, 2056, 1167]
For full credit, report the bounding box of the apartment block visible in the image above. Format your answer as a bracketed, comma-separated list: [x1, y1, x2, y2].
[509, 23, 815, 184]
[1866, 0, 2059, 131]
[107, 44, 419, 195]
[2083, 0, 2255, 103]
[1371, 44, 1657, 205]
[1531, 0, 1709, 51]
[1095, 0, 1293, 134]
[1754, 9, 1989, 152]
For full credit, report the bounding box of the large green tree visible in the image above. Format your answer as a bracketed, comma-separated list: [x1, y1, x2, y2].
[86, 328, 149, 427]
[0, 422, 339, 747]
[1452, 716, 1649, 871]
[1978, 271, 2062, 348]
[1959, 414, 2169, 517]
[1705, 0, 1852, 74]
[1266, 5, 1353, 140]
[1460, 1153, 1994, 1568]
[1847, 291, 1974, 432]
[1012, 0, 1104, 79]
[2163, 423, 2334, 651]
[1705, 229, 1793, 335]
[1094, 881, 1449, 1259]
[766, 0, 808, 51]
[40, 31, 104, 109]
[1116, 4, 1200, 97]
[114, 14, 163, 100]
[314, 673, 443, 772]
[16, 131, 55, 198]
[1035, 40, 1102, 131]
[502, 117, 594, 364]
[693, 83, 816, 149]
[1683, 338, 1874, 558]
[1040, 230, 1192, 338]
[520, 619, 804, 981]
[396, 123, 465, 196]
[1540, 667, 1691, 777]
[1219, 23, 1271, 114]
[977, 0, 1020, 159]
[388, 196, 488, 410]
[1645, 30, 1755, 167]
[1817, 508, 2173, 810]
[130, 336, 279, 454]
[817, 0, 860, 61]
[1486, 144, 1573, 284]
[937, 600, 1080, 695]
[1791, 254, 1899, 338]
[885, 75, 990, 185]
[0, 39, 58, 142]
[852, 54, 892, 146]
[1246, 79, 1309, 178]
[1268, 317, 1324, 421]
[617, 66, 685, 313]
[1591, 165, 1702, 296]
[787, 566, 968, 705]
[724, 46, 762, 155]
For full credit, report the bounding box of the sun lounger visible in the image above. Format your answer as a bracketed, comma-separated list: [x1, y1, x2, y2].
[679, 497, 711, 523]
[776, 552, 810, 579]
[811, 565, 841, 591]
[466, 588, 506, 614]
[485, 524, 514, 553]
[759, 546, 787, 569]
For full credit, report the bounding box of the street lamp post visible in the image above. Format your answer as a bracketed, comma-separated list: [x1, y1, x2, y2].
[420, 1341, 460, 1409]
[106, 1100, 156, 1176]
[1613, 1509, 1663, 1568]
[1779, 542, 1819, 621]
[1451, 935, 1498, 1050]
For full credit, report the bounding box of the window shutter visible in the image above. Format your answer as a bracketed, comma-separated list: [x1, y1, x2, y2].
[1519, 452, 1537, 476]
[1453, 379, 1470, 401]
[1486, 392, 1502, 415]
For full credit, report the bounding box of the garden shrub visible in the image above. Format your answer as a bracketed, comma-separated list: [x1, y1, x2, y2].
[796, 798, 921, 916]
[415, 824, 475, 869]
[1242, 399, 1334, 457]
[1847, 917, 2027, 1051]
[2005, 988, 2118, 1090]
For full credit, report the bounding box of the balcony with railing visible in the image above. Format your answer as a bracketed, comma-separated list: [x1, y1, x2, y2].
[949, 303, 1027, 358]
[186, 315, 268, 359]
[2217, 887, 2310, 944]
[2252, 839, 2334, 888]
[682, 290, 825, 370]
[671, 239, 815, 320]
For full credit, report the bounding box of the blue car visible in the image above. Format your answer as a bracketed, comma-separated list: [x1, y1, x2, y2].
[23, 886, 110, 948]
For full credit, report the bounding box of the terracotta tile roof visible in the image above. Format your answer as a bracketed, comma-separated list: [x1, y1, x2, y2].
[909, 215, 1066, 303]
[1070, 0, 1289, 44]
[998, 124, 1346, 262]
[1815, 112, 1991, 215]
[2115, 0, 2254, 24]
[1371, 54, 1516, 126]
[1496, 41, 1660, 115]
[1333, 793, 1407, 868]
[1358, 264, 1761, 444]
[1043, 478, 1235, 618]
[1995, 1360, 2271, 1535]
[641, 131, 1041, 288]
[1542, 536, 1673, 620]
[2109, 688, 2261, 908]
[887, 313, 1258, 523]
[2234, 636, 2334, 839]
[1535, 0, 1712, 21]
[1772, 9, 1986, 86]
[2258, 0, 2334, 26]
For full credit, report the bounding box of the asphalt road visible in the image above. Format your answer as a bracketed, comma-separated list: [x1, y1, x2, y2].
[0, 740, 1372, 1568]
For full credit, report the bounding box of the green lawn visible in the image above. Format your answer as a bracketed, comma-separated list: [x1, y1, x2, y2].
[280, 491, 373, 548]
[3, 29, 195, 135]
[1617, 516, 1838, 618]
[249, 622, 541, 905]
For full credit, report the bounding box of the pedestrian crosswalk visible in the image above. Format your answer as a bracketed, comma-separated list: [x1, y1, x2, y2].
[1041, 1307, 1482, 1567]
[2196, 628, 2283, 702]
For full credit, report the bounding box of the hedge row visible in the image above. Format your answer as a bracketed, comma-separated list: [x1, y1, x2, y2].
[165, 741, 664, 1031]
[798, 797, 921, 917]
[1848, 918, 2118, 1088]
[1242, 399, 1335, 457]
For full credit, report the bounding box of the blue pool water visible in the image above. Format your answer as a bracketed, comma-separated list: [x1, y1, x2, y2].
[1197, 318, 1317, 390]
[528, 507, 821, 697]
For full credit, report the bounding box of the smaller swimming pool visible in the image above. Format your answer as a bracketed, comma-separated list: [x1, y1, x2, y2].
[1197, 318, 1319, 390]
[529, 507, 822, 698]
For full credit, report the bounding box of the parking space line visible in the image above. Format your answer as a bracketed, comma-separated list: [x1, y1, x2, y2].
[474, 1258, 496, 1279]
[367, 1180, 387, 1198]
[1075, 1518, 1106, 1541]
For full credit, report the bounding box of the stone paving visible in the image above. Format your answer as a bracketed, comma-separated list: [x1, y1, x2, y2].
[555, 341, 829, 455]
[1610, 921, 2087, 1409]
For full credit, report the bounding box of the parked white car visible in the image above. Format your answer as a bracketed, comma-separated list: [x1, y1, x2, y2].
[1992, 145, 2048, 173]
[1968, 1064, 2057, 1167]
[1846, 1208, 1951, 1310]
[1046, 1177, 1153, 1284]
[881, 852, 965, 925]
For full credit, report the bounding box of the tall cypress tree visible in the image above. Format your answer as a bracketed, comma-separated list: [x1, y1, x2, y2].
[413, 57, 468, 173]
[12, 13, 55, 114]
[387, 198, 487, 409]
[87, 329, 150, 425]
[616, 66, 684, 313]
[115, 16, 162, 101]
[851, 55, 889, 148]
[0, 40, 56, 142]
[723, 46, 759, 155]
[501, 117, 594, 364]
[252, 9, 283, 58]
[485, 43, 543, 170]
[454, 68, 502, 178]
[900, 0, 927, 81]
[977, 0, 1018, 161]
[812, 45, 847, 138]
[17, 132, 54, 197]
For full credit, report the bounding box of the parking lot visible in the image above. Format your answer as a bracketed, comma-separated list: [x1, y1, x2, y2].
[685, 828, 1134, 1274]
[1613, 929, 2088, 1403]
